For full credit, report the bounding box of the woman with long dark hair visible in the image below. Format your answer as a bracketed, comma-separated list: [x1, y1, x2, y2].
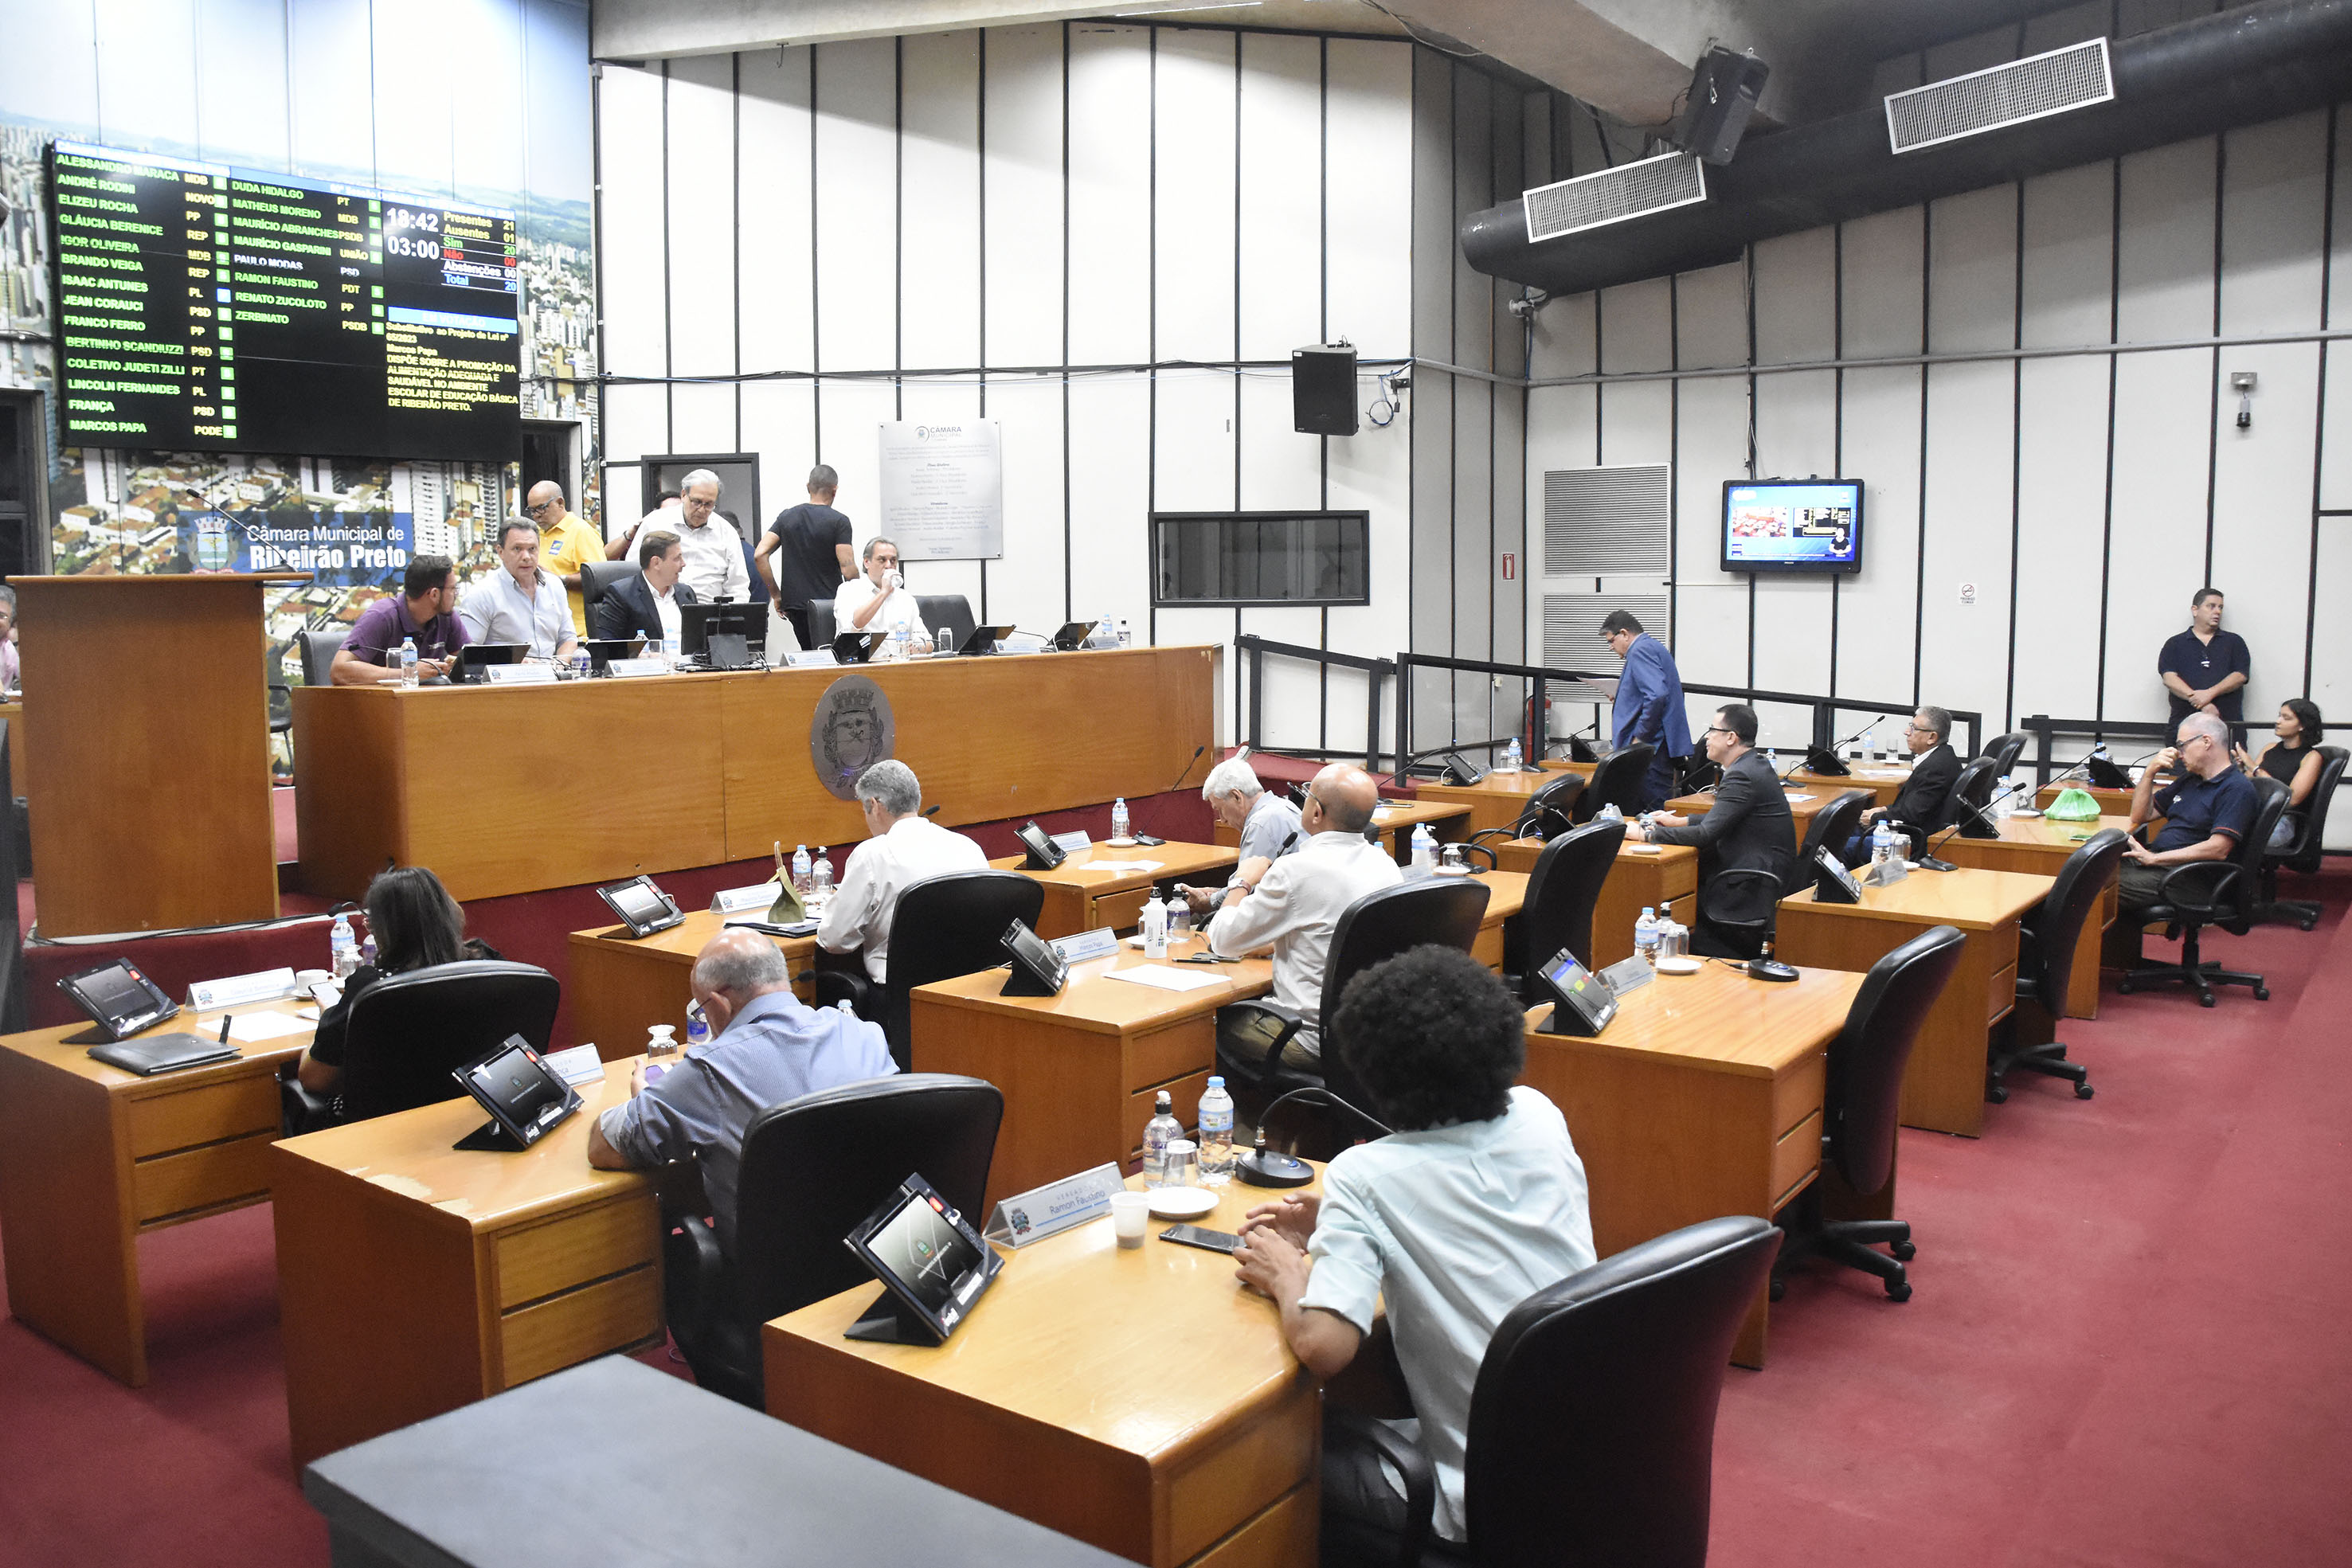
[2235, 698, 2325, 850]
[295, 866, 473, 1096]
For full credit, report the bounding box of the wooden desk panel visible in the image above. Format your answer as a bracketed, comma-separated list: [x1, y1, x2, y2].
[1937, 815, 2131, 1020]
[1217, 800, 1473, 865]
[992, 841, 1239, 940]
[1493, 838, 1698, 969]
[1775, 867, 2052, 1137]
[271, 1061, 660, 1468]
[765, 1175, 1321, 1567]
[1665, 784, 1837, 835]
[0, 1012, 311, 1385]
[568, 909, 819, 1062]
[1520, 963, 1864, 1367]
[1788, 766, 1913, 809]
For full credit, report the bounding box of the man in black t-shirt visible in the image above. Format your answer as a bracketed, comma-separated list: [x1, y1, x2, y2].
[2158, 586, 2251, 733]
[755, 464, 854, 650]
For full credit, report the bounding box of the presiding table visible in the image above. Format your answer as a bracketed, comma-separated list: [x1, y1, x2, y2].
[994, 840, 1239, 939]
[270, 1058, 663, 1468]
[294, 645, 1215, 903]
[0, 1007, 315, 1385]
[766, 1174, 1322, 1568]
[1520, 961, 1865, 1367]
[1935, 815, 2131, 1019]
[1493, 835, 1697, 969]
[1775, 866, 2054, 1137]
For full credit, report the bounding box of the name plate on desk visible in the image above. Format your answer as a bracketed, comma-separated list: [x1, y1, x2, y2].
[1049, 928, 1120, 964]
[1867, 855, 1909, 888]
[483, 663, 558, 686]
[188, 966, 298, 1011]
[982, 1163, 1126, 1249]
[785, 649, 838, 668]
[710, 883, 783, 915]
[1597, 956, 1653, 997]
[605, 657, 669, 678]
[1049, 830, 1092, 855]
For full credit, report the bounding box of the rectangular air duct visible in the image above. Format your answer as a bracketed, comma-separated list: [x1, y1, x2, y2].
[1521, 153, 1708, 244]
[1884, 37, 2114, 155]
[1544, 464, 1670, 577]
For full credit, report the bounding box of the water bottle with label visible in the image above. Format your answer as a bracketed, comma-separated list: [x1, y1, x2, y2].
[1111, 798, 1130, 842]
[1142, 1090, 1183, 1186]
[1410, 823, 1436, 876]
[1197, 1077, 1235, 1185]
[1501, 736, 1522, 774]
[810, 847, 832, 906]
[1166, 890, 1192, 940]
[684, 1000, 711, 1053]
[1634, 905, 1660, 968]
[1767, 747, 1779, 774]
[663, 634, 681, 668]
[399, 636, 419, 687]
[570, 647, 589, 680]
[330, 913, 358, 980]
[1141, 892, 1169, 960]
[792, 844, 812, 896]
[1117, 618, 1133, 648]
[936, 624, 953, 656]
[1872, 819, 1895, 866]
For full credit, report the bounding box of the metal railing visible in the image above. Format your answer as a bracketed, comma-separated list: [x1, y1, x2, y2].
[1232, 635, 1395, 773]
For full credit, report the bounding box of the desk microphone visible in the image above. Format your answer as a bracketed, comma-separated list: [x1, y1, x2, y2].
[1236, 1085, 1391, 1187]
[1917, 779, 2028, 866]
[922, 804, 942, 817]
[1168, 745, 1207, 792]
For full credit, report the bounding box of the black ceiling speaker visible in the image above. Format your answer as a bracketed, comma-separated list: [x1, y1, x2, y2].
[1292, 343, 1359, 436]
[1673, 47, 1770, 166]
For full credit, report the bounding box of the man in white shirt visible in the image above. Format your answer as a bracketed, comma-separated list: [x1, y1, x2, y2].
[816, 760, 988, 983]
[834, 537, 926, 643]
[666, 470, 751, 604]
[458, 518, 579, 662]
[1206, 762, 1402, 1069]
[1233, 944, 1595, 1549]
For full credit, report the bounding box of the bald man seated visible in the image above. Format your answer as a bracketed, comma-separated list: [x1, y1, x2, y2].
[1207, 763, 1403, 1073]
[587, 928, 897, 1253]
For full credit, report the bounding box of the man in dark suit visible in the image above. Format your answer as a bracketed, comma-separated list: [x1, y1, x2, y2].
[1844, 705, 1961, 863]
[1636, 702, 1795, 933]
[595, 527, 700, 644]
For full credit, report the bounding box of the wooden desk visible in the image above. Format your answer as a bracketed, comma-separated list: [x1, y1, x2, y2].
[1412, 770, 1556, 835]
[270, 1060, 661, 1468]
[1665, 784, 1837, 836]
[1775, 867, 2053, 1137]
[2037, 782, 2137, 816]
[914, 872, 1526, 1208]
[1493, 837, 1697, 969]
[1936, 816, 2131, 1019]
[0, 1010, 312, 1385]
[1217, 799, 1472, 864]
[765, 1175, 1320, 1568]
[994, 841, 1239, 939]
[295, 645, 1215, 903]
[1520, 962, 1865, 1368]
[567, 909, 818, 1062]
[1788, 765, 1912, 809]
[0, 697, 25, 800]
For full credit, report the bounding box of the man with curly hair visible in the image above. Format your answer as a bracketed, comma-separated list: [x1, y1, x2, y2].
[1232, 944, 1595, 1548]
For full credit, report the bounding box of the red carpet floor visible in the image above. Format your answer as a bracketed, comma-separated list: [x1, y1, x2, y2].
[2, 868, 2347, 1565]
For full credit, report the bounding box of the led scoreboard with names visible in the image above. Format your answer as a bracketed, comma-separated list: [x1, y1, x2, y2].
[47, 139, 521, 463]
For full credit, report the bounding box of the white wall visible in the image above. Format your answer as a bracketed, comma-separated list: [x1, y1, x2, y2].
[595, 25, 1525, 761]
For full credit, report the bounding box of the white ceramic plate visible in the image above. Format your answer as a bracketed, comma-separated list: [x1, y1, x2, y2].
[1104, 836, 1138, 847]
[1654, 955, 1702, 976]
[1147, 1186, 1219, 1219]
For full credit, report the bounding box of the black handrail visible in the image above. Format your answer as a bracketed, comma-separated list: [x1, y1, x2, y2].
[1234, 635, 1395, 772]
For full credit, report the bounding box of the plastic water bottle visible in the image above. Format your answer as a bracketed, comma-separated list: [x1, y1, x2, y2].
[810, 848, 832, 906]
[836, 998, 855, 1016]
[645, 1023, 677, 1058]
[1117, 618, 1133, 648]
[1143, 1090, 1183, 1186]
[1767, 747, 1779, 773]
[1597, 801, 1623, 823]
[1411, 823, 1436, 875]
[684, 999, 711, 1052]
[1141, 892, 1169, 960]
[1111, 798, 1130, 842]
[1198, 1077, 1236, 1185]
[570, 647, 589, 680]
[330, 913, 358, 980]
[1502, 736, 1523, 773]
[662, 634, 680, 668]
[1872, 819, 1895, 866]
[792, 844, 812, 896]
[1634, 905, 1660, 969]
[935, 624, 953, 656]
[358, 930, 377, 970]
[1166, 891, 1192, 940]
[398, 636, 418, 686]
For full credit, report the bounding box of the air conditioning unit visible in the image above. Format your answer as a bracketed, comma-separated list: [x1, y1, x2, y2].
[1884, 37, 2114, 154]
[1520, 152, 1708, 244]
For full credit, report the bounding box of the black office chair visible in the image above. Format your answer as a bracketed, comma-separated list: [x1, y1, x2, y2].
[665, 1074, 1001, 1408]
[2117, 776, 2290, 1007]
[804, 599, 837, 645]
[1988, 828, 2127, 1103]
[1573, 743, 1654, 823]
[1215, 878, 1490, 1109]
[914, 593, 977, 651]
[1322, 1215, 1779, 1568]
[581, 560, 636, 634]
[1946, 755, 2001, 835]
[266, 663, 293, 779]
[1469, 772, 1583, 850]
[279, 960, 561, 1133]
[1508, 819, 1624, 999]
[1771, 924, 1965, 1304]
[2257, 745, 2346, 930]
[1688, 867, 1787, 962]
[812, 870, 1043, 1070]
[1980, 730, 2029, 778]
[294, 624, 348, 687]
[1677, 753, 1720, 795]
[1799, 788, 1873, 869]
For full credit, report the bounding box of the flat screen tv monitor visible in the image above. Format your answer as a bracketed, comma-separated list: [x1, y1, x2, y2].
[1721, 479, 1864, 576]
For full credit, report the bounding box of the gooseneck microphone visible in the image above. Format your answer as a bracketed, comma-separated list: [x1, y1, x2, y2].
[1169, 745, 1207, 792]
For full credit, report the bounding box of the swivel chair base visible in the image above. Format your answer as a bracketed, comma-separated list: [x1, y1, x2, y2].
[1986, 1039, 2092, 1101]
[2116, 924, 2267, 1007]
[1770, 1185, 1914, 1304]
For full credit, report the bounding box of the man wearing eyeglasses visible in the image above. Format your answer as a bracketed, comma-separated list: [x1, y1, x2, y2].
[1634, 702, 1794, 932]
[2116, 712, 2258, 921]
[1598, 611, 1691, 810]
[522, 481, 605, 637]
[1844, 706, 1961, 862]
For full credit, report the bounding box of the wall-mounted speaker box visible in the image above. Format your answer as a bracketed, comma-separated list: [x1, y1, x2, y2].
[1292, 345, 1359, 436]
[1673, 47, 1769, 166]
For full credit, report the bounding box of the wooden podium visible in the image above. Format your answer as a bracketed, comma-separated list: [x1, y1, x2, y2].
[14, 573, 295, 938]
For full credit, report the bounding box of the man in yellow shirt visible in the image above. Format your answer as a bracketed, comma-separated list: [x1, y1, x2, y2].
[523, 481, 606, 636]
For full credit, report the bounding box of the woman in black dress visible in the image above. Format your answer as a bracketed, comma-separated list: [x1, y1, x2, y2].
[2233, 698, 2324, 850]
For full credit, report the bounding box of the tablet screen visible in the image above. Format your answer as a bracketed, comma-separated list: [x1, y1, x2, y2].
[464, 1042, 569, 1133]
[1003, 919, 1067, 991]
[603, 879, 671, 930]
[863, 1187, 985, 1315]
[61, 960, 174, 1035]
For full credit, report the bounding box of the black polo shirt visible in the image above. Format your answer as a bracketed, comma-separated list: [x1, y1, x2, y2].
[2149, 766, 2257, 854]
[2158, 628, 2251, 724]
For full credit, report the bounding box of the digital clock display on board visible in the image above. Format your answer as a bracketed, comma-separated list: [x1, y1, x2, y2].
[46, 138, 522, 462]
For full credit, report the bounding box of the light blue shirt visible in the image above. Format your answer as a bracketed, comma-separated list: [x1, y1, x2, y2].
[597, 990, 898, 1252]
[1298, 1087, 1596, 1543]
[458, 565, 574, 659]
[1227, 789, 1303, 889]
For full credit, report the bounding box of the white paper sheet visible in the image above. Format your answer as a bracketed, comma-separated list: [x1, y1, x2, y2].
[1101, 964, 1226, 993]
[223, 1009, 310, 1043]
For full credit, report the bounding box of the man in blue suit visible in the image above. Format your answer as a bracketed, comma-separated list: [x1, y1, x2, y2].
[1600, 610, 1691, 811]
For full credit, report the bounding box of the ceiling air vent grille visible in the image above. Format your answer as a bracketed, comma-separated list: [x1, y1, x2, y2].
[1884, 37, 2114, 154]
[1521, 152, 1708, 243]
